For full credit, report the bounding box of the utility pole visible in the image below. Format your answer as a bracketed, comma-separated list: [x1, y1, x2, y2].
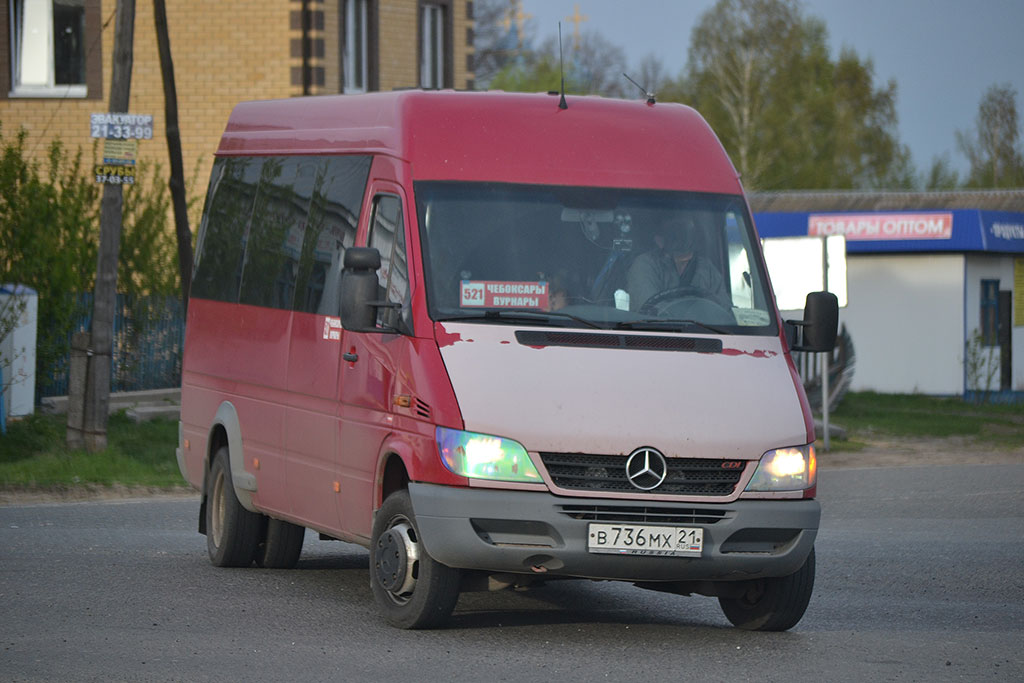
[82, 0, 136, 452]
[153, 0, 192, 311]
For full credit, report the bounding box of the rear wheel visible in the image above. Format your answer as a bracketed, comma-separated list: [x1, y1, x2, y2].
[205, 447, 262, 567]
[718, 548, 815, 631]
[255, 518, 305, 569]
[370, 489, 461, 629]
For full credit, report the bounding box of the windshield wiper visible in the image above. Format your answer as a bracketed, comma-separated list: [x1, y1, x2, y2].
[437, 309, 603, 329]
[615, 318, 728, 335]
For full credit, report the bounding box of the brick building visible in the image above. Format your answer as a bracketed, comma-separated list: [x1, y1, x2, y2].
[1, 0, 475, 193]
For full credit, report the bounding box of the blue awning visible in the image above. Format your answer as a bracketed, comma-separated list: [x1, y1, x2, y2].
[754, 209, 1024, 254]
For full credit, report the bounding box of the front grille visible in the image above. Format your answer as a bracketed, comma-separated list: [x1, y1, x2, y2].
[539, 452, 744, 496]
[559, 504, 729, 525]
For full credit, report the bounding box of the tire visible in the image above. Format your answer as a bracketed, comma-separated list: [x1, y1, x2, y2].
[370, 489, 461, 629]
[718, 548, 816, 631]
[205, 447, 262, 568]
[255, 517, 305, 569]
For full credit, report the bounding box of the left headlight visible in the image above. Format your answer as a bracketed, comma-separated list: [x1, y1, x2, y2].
[436, 427, 542, 483]
[745, 444, 816, 492]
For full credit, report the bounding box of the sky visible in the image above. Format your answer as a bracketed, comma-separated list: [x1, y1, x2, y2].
[518, 0, 1024, 178]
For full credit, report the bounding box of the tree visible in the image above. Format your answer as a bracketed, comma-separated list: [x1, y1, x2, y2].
[923, 155, 961, 191]
[956, 83, 1024, 188]
[0, 124, 183, 414]
[632, 54, 671, 98]
[679, 0, 910, 191]
[489, 29, 628, 98]
[0, 128, 99, 397]
[154, 0, 193, 311]
[472, 0, 537, 88]
[547, 31, 628, 98]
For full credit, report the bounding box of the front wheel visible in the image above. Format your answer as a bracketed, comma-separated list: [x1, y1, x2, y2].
[370, 489, 461, 629]
[718, 548, 815, 631]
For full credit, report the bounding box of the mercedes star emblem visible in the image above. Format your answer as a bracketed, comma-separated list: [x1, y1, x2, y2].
[625, 447, 668, 491]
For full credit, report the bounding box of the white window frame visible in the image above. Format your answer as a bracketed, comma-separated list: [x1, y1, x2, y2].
[9, 0, 87, 98]
[342, 0, 368, 94]
[419, 3, 444, 89]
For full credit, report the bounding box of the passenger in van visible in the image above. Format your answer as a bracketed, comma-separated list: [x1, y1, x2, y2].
[542, 270, 574, 311]
[626, 217, 730, 312]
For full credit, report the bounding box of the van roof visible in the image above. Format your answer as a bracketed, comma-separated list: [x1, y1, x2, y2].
[218, 90, 742, 194]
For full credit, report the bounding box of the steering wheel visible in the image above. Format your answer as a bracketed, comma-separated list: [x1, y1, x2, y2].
[638, 286, 711, 315]
[638, 286, 734, 324]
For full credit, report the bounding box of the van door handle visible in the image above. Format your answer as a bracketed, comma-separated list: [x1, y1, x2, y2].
[343, 351, 359, 363]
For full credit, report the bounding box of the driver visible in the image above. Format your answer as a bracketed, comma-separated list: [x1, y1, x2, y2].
[626, 217, 730, 312]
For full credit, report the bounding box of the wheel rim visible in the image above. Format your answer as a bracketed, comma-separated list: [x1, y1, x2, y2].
[738, 579, 766, 607]
[210, 468, 226, 548]
[375, 518, 420, 604]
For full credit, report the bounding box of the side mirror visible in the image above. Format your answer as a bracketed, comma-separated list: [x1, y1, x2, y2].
[787, 291, 838, 352]
[340, 247, 382, 332]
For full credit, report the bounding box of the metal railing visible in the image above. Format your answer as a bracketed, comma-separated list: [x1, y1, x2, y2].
[39, 294, 184, 398]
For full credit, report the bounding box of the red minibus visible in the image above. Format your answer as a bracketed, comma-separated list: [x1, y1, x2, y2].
[178, 90, 837, 629]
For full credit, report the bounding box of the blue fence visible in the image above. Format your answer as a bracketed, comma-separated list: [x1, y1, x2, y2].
[39, 294, 184, 398]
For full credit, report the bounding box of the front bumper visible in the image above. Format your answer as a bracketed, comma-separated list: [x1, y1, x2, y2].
[409, 482, 819, 583]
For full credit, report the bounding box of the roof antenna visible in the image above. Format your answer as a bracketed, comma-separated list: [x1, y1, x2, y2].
[623, 73, 656, 105]
[557, 22, 568, 109]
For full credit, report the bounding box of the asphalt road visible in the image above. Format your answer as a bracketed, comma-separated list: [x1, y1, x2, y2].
[1, 462, 1021, 682]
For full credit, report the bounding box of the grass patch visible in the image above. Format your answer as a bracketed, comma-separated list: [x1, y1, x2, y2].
[829, 392, 1024, 448]
[1, 392, 1019, 490]
[0, 412, 183, 489]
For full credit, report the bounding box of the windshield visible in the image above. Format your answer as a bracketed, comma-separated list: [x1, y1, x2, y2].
[415, 182, 777, 335]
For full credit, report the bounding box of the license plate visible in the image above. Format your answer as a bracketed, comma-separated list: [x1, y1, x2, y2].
[587, 523, 703, 557]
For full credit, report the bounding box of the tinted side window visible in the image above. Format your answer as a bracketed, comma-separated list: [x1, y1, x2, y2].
[238, 158, 312, 309]
[191, 157, 261, 303]
[294, 156, 371, 315]
[368, 195, 412, 334]
[192, 155, 371, 310]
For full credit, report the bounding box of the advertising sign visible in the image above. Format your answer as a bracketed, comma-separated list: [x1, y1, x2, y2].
[808, 213, 952, 241]
[460, 281, 549, 309]
[90, 113, 151, 184]
[90, 113, 154, 140]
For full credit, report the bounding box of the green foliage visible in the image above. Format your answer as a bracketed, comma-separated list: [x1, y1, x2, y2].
[678, 0, 912, 191]
[490, 54, 569, 94]
[956, 83, 1024, 188]
[0, 412, 182, 487]
[0, 124, 186, 397]
[0, 125, 100, 384]
[120, 160, 180, 295]
[487, 30, 627, 98]
[831, 391, 1024, 447]
[963, 328, 1001, 403]
[923, 155, 961, 190]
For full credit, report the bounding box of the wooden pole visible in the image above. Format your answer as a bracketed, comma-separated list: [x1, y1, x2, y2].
[153, 0, 192, 311]
[82, 0, 135, 452]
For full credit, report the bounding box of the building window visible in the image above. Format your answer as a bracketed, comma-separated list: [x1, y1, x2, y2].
[342, 0, 367, 93]
[980, 279, 999, 346]
[7, 0, 90, 97]
[419, 1, 450, 89]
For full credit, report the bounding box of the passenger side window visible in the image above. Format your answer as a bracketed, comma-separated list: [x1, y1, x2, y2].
[239, 158, 313, 310]
[191, 157, 262, 303]
[294, 156, 370, 315]
[368, 195, 412, 334]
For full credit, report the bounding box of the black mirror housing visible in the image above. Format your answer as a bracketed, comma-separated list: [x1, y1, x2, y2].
[787, 291, 838, 352]
[340, 247, 383, 332]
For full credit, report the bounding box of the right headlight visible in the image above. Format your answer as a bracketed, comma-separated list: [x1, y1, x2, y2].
[744, 444, 816, 492]
[435, 427, 542, 483]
